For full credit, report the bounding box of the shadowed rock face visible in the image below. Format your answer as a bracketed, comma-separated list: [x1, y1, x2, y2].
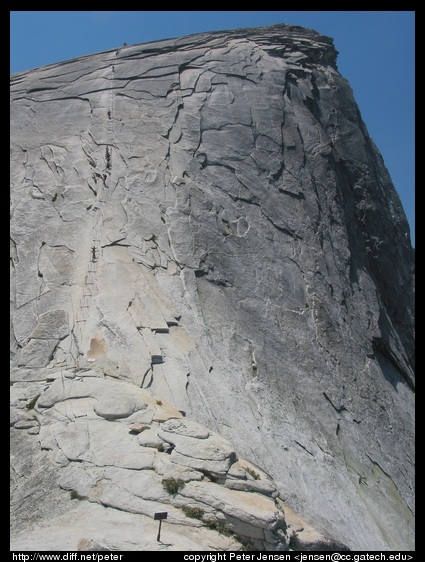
[10, 24, 414, 551]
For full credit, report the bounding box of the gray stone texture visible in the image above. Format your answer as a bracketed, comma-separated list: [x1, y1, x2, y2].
[11, 24, 414, 551]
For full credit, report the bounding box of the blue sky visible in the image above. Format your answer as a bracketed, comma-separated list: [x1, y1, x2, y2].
[10, 11, 415, 246]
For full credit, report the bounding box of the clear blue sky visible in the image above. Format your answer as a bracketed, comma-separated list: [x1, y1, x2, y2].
[10, 11, 415, 247]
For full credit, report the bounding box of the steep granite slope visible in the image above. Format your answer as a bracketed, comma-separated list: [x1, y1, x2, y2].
[10, 24, 414, 550]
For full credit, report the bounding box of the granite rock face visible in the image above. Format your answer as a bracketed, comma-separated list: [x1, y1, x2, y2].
[11, 372, 295, 551]
[10, 24, 414, 551]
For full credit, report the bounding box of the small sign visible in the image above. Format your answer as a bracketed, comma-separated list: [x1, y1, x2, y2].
[154, 512, 168, 520]
[154, 512, 168, 542]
